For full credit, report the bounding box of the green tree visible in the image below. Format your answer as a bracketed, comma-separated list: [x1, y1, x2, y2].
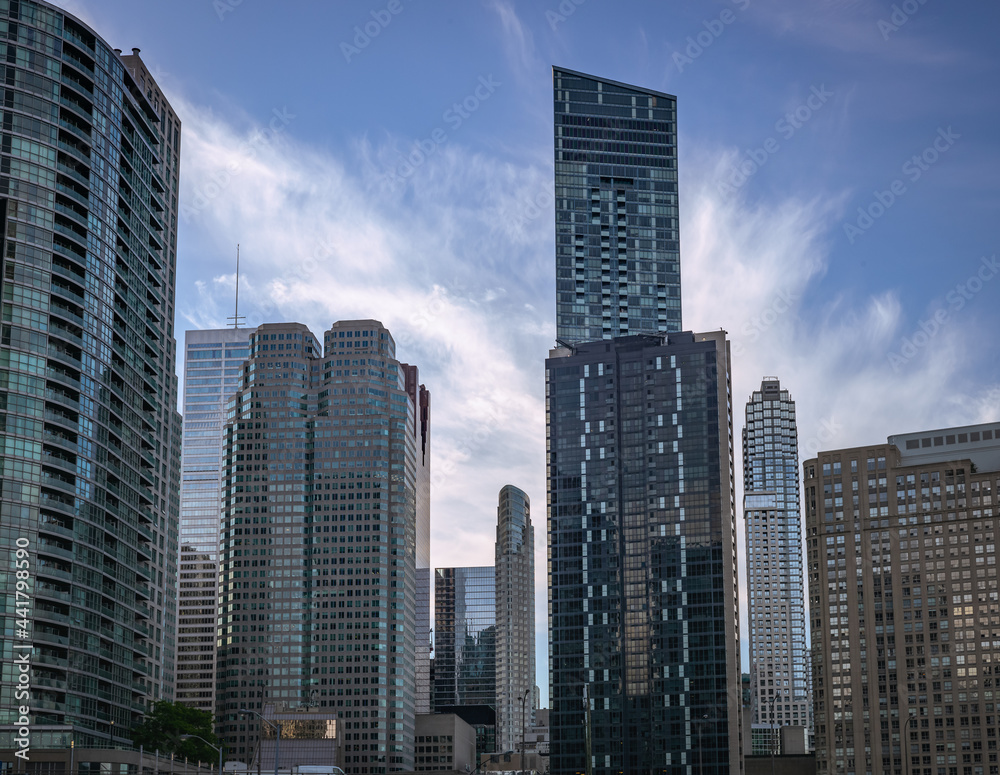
[130, 701, 221, 764]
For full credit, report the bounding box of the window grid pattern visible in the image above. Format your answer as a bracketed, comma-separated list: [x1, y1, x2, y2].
[495, 484, 535, 752]
[0, 2, 181, 746]
[743, 380, 812, 735]
[176, 327, 255, 712]
[214, 320, 430, 775]
[433, 566, 496, 709]
[806, 436, 1000, 775]
[546, 332, 741, 775]
[553, 67, 681, 345]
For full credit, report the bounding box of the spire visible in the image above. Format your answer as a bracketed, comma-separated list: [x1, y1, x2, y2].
[227, 243, 246, 328]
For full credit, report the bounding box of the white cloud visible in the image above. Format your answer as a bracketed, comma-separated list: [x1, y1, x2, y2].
[172, 87, 552, 573]
[169, 81, 998, 697]
[681, 139, 1000, 666]
[488, 0, 540, 79]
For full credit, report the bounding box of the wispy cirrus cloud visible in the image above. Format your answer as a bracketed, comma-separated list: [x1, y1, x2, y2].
[169, 75, 998, 691]
[681, 139, 1000, 664]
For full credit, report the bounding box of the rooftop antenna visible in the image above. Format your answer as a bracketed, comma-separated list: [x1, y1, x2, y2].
[227, 243, 246, 328]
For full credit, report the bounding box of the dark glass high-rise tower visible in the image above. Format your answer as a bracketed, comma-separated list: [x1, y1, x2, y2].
[553, 67, 681, 344]
[548, 69, 743, 775]
[0, 1, 181, 749]
[546, 331, 742, 775]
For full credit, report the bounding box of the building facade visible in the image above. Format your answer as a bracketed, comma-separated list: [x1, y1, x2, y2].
[215, 320, 430, 775]
[495, 484, 535, 752]
[552, 66, 681, 344]
[176, 327, 255, 711]
[433, 566, 497, 709]
[413, 713, 478, 774]
[805, 422, 1000, 775]
[0, 1, 181, 749]
[743, 379, 811, 731]
[546, 330, 741, 775]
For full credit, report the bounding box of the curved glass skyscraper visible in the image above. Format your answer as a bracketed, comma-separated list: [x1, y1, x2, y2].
[0, 0, 181, 749]
[495, 484, 534, 753]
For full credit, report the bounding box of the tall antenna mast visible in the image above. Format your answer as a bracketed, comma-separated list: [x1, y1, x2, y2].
[227, 243, 246, 328]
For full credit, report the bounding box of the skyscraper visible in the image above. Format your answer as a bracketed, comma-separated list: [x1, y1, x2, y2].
[495, 484, 535, 753]
[215, 320, 431, 775]
[548, 68, 741, 774]
[546, 331, 742, 775]
[0, 1, 181, 749]
[176, 327, 255, 711]
[805, 422, 1000, 775]
[743, 379, 811, 735]
[552, 66, 681, 344]
[433, 566, 497, 709]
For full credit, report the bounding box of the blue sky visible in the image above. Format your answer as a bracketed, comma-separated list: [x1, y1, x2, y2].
[66, 0, 1000, 703]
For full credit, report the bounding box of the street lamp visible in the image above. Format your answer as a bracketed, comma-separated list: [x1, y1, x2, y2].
[768, 691, 782, 775]
[903, 713, 916, 775]
[180, 734, 223, 775]
[240, 709, 281, 775]
[520, 689, 531, 775]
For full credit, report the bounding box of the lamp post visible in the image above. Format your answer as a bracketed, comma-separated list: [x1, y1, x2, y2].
[903, 713, 915, 775]
[240, 709, 281, 775]
[769, 691, 782, 775]
[180, 735, 223, 775]
[520, 689, 531, 775]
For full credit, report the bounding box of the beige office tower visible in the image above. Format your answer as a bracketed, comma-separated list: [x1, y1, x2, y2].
[495, 484, 535, 753]
[805, 422, 1000, 775]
